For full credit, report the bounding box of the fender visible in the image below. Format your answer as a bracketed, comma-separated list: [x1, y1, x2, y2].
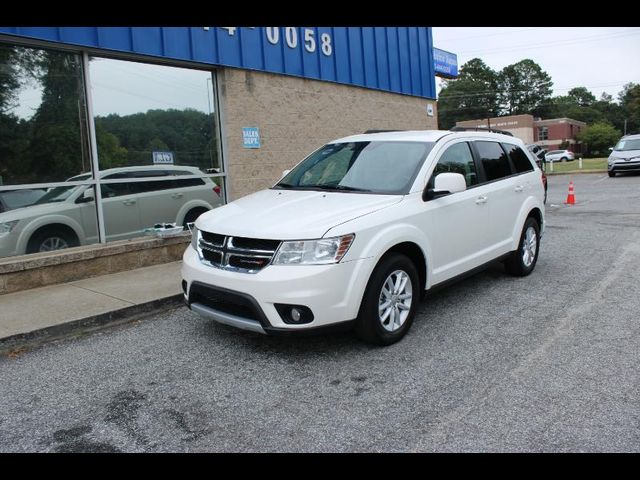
[16, 214, 87, 255]
[510, 195, 545, 251]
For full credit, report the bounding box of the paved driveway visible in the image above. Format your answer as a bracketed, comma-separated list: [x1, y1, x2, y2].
[1, 173, 638, 452]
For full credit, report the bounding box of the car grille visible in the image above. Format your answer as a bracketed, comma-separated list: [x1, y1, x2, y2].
[196, 230, 281, 273]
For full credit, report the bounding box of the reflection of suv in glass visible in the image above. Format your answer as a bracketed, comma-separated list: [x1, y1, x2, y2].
[545, 149, 574, 162]
[608, 134, 640, 177]
[183, 130, 545, 345]
[0, 166, 222, 258]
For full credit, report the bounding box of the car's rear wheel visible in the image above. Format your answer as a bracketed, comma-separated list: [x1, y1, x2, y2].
[27, 227, 79, 254]
[504, 217, 540, 277]
[182, 207, 209, 230]
[355, 253, 419, 346]
[561, 157, 568, 162]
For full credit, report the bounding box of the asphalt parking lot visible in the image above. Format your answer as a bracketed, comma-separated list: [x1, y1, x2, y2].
[1, 172, 639, 452]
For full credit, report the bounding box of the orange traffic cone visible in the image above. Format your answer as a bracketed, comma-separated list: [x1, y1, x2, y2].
[565, 181, 576, 205]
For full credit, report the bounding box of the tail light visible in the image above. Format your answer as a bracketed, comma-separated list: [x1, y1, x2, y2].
[213, 185, 221, 196]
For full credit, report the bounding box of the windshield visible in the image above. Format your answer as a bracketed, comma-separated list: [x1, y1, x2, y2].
[0, 189, 46, 210]
[614, 139, 640, 151]
[274, 141, 435, 195]
[35, 185, 84, 205]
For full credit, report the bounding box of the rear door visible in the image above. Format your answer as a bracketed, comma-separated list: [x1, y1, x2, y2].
[471, 141, 521, 256]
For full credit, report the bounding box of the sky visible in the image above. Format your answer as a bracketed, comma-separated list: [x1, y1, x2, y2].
[431, 27, 640, 101]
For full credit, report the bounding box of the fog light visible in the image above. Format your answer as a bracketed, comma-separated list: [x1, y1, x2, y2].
[274, 304, 314, 325]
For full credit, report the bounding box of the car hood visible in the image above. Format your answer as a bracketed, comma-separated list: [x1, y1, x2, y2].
[0, 201, 76, 223]
[610, 149, 640, 160]
[195, 188, 403, 239]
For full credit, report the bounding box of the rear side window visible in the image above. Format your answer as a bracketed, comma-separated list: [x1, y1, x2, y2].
[430, 142, 478, 188]
[475, 141, 513, 181]
[502, 143, 534, 173]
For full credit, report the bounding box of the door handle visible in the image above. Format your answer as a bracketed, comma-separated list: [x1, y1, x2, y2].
[475, 195, 488, 205]
[514, 185, 524, 193]
[171, 193, 184, 199]
[122, 199, 136, 206]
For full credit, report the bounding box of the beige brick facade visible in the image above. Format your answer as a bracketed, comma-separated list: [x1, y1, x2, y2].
[218, 68, 438, 201]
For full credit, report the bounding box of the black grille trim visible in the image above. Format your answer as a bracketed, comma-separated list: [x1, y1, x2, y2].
[188, 282, 270, 327]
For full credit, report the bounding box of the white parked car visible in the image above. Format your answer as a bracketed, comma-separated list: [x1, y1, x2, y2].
[0, 165, 221, 258]
[607, 133, 640, 177]
[183, 130, 546, 345]
[544, 149, 575, 162]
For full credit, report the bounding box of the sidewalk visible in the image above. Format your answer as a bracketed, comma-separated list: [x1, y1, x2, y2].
[0, 261, 183, 353]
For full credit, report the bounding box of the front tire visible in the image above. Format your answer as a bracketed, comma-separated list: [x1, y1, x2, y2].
[504, 217, 540, 277]
[355, 253, 420, 346]
[26, 227, 79, 254]
[608, 171, 616, 177]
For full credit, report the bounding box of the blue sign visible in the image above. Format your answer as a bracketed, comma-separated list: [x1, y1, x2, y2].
[152, 151, 174, 164]
[242, 128, 261, 149]
[0, 27, 439, 99]
[433, 48, 458, 78]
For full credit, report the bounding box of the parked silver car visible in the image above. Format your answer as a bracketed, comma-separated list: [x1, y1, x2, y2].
[0, 166, 222, 258]
[545, 149, 575, 162]
[608, 134, 640, 177]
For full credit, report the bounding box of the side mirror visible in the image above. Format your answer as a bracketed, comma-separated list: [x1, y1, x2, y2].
[423, 172, 467, 201]
[81, 188, 95, 202]
[281, 169, 291, 179]
[609, 147, 614, 151]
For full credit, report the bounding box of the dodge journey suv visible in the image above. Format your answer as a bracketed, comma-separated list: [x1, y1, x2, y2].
[182, 130, 545, 345]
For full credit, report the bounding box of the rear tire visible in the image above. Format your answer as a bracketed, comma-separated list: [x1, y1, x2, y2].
[355, 253, 420, 346]
[504, 217, 540, 277]
[182, 208, 209, 230]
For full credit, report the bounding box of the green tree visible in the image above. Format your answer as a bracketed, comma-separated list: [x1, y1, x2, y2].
[567, 87, 596, 107]
[576, 122, 621, 156]
[618, 83, 640, 134]
[437, 58, 500, 129]
[497, 59, 553, 115]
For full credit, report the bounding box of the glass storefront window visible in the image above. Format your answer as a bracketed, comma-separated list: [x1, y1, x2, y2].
[0, 42, 225, 259]
[0, 44, 91, 186]
[89, 57, 221, 174]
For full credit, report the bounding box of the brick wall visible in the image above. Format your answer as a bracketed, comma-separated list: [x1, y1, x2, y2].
[218, 68, 438, 201]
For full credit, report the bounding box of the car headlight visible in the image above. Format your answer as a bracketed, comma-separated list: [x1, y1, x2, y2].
[0, 220, 19, 237]
[190, 225, 199, 250]
[272, 234, 355, 265]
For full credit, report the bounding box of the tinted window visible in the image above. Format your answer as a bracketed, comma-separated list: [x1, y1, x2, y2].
[475, 141, 512, 181]
[101, 182, 132, 198]
[503, 144, 534, 173]
[429, 142, 478, 188]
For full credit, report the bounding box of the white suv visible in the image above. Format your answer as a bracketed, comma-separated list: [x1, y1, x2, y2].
[182, 130, 545, 345]
[0, 165, 221, 258]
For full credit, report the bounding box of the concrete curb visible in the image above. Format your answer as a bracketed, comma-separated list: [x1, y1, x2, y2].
[546, 170, 606, 175]
[0, 294, 184, 356]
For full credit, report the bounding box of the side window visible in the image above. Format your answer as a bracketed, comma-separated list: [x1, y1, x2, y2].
[475, 141, 513, 182]
[503, 143, 534, 174]
[101, 173, 132, 198]
[428, 142, 478, 188]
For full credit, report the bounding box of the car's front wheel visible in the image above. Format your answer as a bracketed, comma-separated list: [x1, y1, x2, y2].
[608, 171, 616, 177]
[26, 227, 79, 254]
[355, 253, 419, 346]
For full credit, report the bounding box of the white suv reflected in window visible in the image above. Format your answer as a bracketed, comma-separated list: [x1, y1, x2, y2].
[0, 166, 222, 258]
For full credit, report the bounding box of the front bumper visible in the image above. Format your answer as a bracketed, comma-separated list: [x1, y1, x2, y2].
[181, 245, 375, 333]
[609, 159, 640, 172]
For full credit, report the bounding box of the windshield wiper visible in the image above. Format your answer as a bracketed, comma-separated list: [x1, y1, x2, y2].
[312, 184, 372, 192]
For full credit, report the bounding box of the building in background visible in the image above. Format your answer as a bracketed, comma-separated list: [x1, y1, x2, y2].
[456, 114, 586, 153]
[0, 27, 456, 266]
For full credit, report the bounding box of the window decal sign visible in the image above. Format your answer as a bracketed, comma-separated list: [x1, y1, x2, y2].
[242, 127, 261, 149]
[152, 151, 174, 164]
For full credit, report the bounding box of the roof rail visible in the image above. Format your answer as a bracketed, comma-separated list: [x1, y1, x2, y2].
[363, 129, 404, 134]
[450, 126, 514, 137]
